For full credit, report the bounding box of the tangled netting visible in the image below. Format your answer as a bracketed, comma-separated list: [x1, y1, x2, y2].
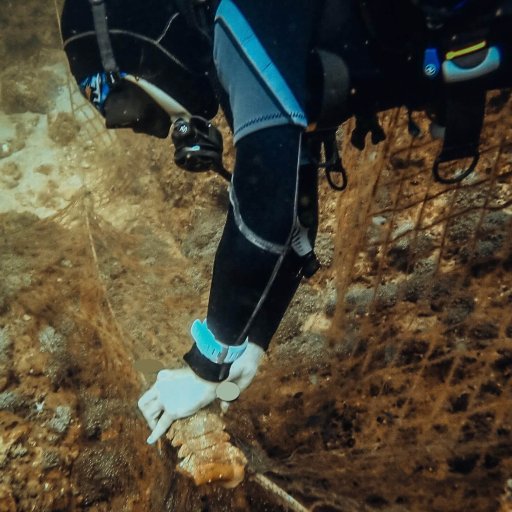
[1, 3, 512, 509]
[3, 91, 512, 512]
[224, 93, 512, 512]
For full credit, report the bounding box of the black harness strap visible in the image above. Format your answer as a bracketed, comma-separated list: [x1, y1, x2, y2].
[88, 0, 119, 78]
[174, 0, 214, 43]
[323, 132, 348, 191]
[433, 88, 486, 184]
[313, 49, 350, 130]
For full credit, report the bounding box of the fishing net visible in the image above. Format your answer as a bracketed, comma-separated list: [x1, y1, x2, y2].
[226, 97, 512, 511]
[0, 2, 511, 511]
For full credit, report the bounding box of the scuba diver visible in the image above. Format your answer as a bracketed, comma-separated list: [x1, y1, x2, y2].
[61, 0, 512, 445]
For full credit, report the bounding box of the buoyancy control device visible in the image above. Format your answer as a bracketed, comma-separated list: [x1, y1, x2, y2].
[310, 0, 512, 185]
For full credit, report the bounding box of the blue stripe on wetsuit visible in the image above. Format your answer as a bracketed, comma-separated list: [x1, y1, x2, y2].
[214, 0, 307, 141]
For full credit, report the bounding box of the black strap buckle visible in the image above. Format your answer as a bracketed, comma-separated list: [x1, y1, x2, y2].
[432, 89, 485, 184]
[321, 132, 348, 191]
[324, 154, 348, 191]
[432, 153, 479, 184]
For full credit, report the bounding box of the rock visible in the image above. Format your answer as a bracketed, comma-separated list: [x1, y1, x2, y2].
[181, 208, 223, 260]
[38, 326, 66, 354]
[0, 163, 22, 189]
[47, 406, 72, 435]
[0, 329, 13, 392]
[169, 411, 226, 446]
[25, 478, 39, 499]
[0, 392, 23, 413]
[1, 66, 59, 114]
[443, 296, 475, 325]
[345, 285, 373, 313]
[47, 113, 80, 146]
[169, 411, 247, 488]
[375, 282, 399, 309]
[35, 164, 53, 175]
[0, 143, 13, 160]
[446, 212, 480, 244]
[469, 322, 499, 340]
[81, 396, 115, 440]
[315, 232, 335, 267]
[38, 326, 78, 389]
[73, 445, 132, 505]
[324, 285, 338, 317]
[0, 484, 17, 512]
[41, 449, 61, 470]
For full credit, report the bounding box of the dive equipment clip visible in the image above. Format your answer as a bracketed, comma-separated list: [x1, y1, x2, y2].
[171, 117, 231, 181]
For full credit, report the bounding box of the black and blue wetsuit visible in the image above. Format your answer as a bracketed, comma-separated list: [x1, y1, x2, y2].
[61, 0, 325, 381]
[184, 0, 326, 381]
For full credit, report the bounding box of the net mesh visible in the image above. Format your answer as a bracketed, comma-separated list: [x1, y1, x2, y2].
[1, 2, 512, 511]
[226, 98, 512, 512]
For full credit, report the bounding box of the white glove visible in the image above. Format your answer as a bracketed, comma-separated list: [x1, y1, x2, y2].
[226, 341, 264, 391]
[138, 368, 218, 444]
[138, 342, 265, 445]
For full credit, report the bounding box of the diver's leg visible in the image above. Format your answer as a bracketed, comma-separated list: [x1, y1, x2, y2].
[184, 0, 320, 379]
[208, 128, 320, 349]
